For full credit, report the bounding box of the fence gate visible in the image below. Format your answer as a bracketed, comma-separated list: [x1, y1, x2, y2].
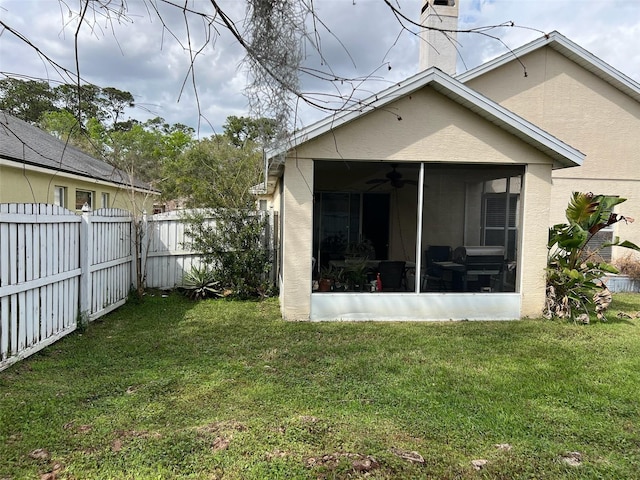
[0, 204, 81, 371]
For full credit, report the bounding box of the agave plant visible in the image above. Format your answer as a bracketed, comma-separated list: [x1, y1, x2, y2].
[545, 192, 639, 322]
[181, 265, 222, 300]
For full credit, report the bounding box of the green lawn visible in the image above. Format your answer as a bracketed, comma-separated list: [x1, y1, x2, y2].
[1, 293, 639, 479]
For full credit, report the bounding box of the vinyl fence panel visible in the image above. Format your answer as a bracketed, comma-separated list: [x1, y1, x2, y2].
[80, 208, 133, 321]
[0, 204, 81, 371]
[144, 211, 205, 289]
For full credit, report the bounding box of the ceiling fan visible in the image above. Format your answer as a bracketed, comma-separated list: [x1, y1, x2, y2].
[366, 164, 417, 190]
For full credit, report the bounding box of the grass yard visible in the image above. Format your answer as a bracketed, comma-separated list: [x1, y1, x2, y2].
[1, 293, 640, 479]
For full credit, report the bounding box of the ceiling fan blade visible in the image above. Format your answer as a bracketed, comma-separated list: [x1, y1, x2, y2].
[366, 182, 386, 192]
[365, 178, 388, 185]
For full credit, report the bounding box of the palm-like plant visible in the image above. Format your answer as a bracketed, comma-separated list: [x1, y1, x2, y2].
[545, 192, 639, 321]
[181, 265, 222, 300]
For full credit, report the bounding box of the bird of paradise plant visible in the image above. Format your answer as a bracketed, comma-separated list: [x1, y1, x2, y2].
[545, 192, 639, 322]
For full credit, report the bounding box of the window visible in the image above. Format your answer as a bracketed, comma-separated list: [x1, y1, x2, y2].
[53, 186, 66, 208]
[585, 227, 614, 262]
[483, 193, 519, 261]
[584, 195, 618, 262]
[75, 190, 93, 210]
[101, 192, 110, 209]
[314, 192, 390, 266]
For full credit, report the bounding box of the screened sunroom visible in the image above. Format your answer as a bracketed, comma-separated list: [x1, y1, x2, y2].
[312, 161, 522, 295]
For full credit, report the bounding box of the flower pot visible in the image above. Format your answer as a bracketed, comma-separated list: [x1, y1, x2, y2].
[318, 278, 332, 292]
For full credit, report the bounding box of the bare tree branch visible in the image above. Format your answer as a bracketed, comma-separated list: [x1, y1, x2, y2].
[1, 0, 542, 145]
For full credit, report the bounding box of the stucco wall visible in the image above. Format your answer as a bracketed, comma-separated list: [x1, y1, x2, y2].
[293, 89, 557, 167]
[0, 162, 156, 213]
[465, 46, 640, 258]
[520, 163, 553, 317]
[280, 156, 314, 321]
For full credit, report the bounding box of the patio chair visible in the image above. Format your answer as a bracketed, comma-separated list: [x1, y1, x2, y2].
[421, 245, 451, 291]
[377, 261, 406, 291]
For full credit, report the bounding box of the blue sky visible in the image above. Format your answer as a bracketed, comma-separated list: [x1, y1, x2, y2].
[1, 0, 638, 137]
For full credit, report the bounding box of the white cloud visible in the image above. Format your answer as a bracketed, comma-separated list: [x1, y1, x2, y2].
[1, 0, 638, 136]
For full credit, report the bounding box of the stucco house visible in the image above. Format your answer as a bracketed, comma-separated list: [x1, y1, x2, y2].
[262, 1, 640, 322]
[0, 111, 159, 212]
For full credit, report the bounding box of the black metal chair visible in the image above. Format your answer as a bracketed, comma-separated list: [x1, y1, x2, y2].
[422, 245, 452, 291]
[377, 261, 406, 291]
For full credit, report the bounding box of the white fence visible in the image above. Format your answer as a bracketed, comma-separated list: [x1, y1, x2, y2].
[81, 208, 133, 321]
[0, 205, 278, 371]
[0, 205, 132, 371]
[0, 204, 81, 372]
[144, 210, 203, 290]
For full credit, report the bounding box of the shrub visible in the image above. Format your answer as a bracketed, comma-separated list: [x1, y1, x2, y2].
[614, 253, 640, 280]
[545, 192, 639, 322]
[184, 209, 275, 299]
[181, 265, 223, 300]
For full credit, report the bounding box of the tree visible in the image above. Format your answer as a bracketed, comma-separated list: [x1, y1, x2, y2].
[223, 115, 278, 149]
[161, 134, 262, 209]
[545, 192, 640, 322]
[0, 1, 526, 149]
[38, 110, 100, 156]
[53, 83, 103, 125]
[184, 208, 274, 299]
[105, 118, 192, 184]
[0, 79, 57, 123]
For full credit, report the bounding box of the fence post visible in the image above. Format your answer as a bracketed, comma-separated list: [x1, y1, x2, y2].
[79, 205, 91, 321]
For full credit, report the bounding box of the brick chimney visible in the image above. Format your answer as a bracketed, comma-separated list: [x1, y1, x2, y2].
[419, 0, 459, 74]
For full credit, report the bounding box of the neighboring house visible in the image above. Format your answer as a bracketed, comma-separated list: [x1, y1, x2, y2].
[0, 112, 159, 212]
[261, 1, 639, 321]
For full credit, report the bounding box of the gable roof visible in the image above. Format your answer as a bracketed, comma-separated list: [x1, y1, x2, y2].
[269, 67, 584, 170]
[456, 31, 640, 104]
[0, 112, 156, 192]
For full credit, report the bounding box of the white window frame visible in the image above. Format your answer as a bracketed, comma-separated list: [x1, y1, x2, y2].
[53, 186, 66, 208]
[101, 192, 110, 209]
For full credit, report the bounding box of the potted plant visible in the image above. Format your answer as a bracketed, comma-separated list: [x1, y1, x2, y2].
[343, 258, 370, 291]
[319, 264, 339, 292]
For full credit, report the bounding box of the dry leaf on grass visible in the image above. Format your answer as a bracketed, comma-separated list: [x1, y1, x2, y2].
[561, 451, 582, 466]
[390, 447, 425, 464]
[351, 456, 379, 472]
[40, 463, 62, 480]
[494, 443, 512, 451]
[29, 449, 50, 460]
[471, 459, 488, 470]
[212, 436, 230, 451]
